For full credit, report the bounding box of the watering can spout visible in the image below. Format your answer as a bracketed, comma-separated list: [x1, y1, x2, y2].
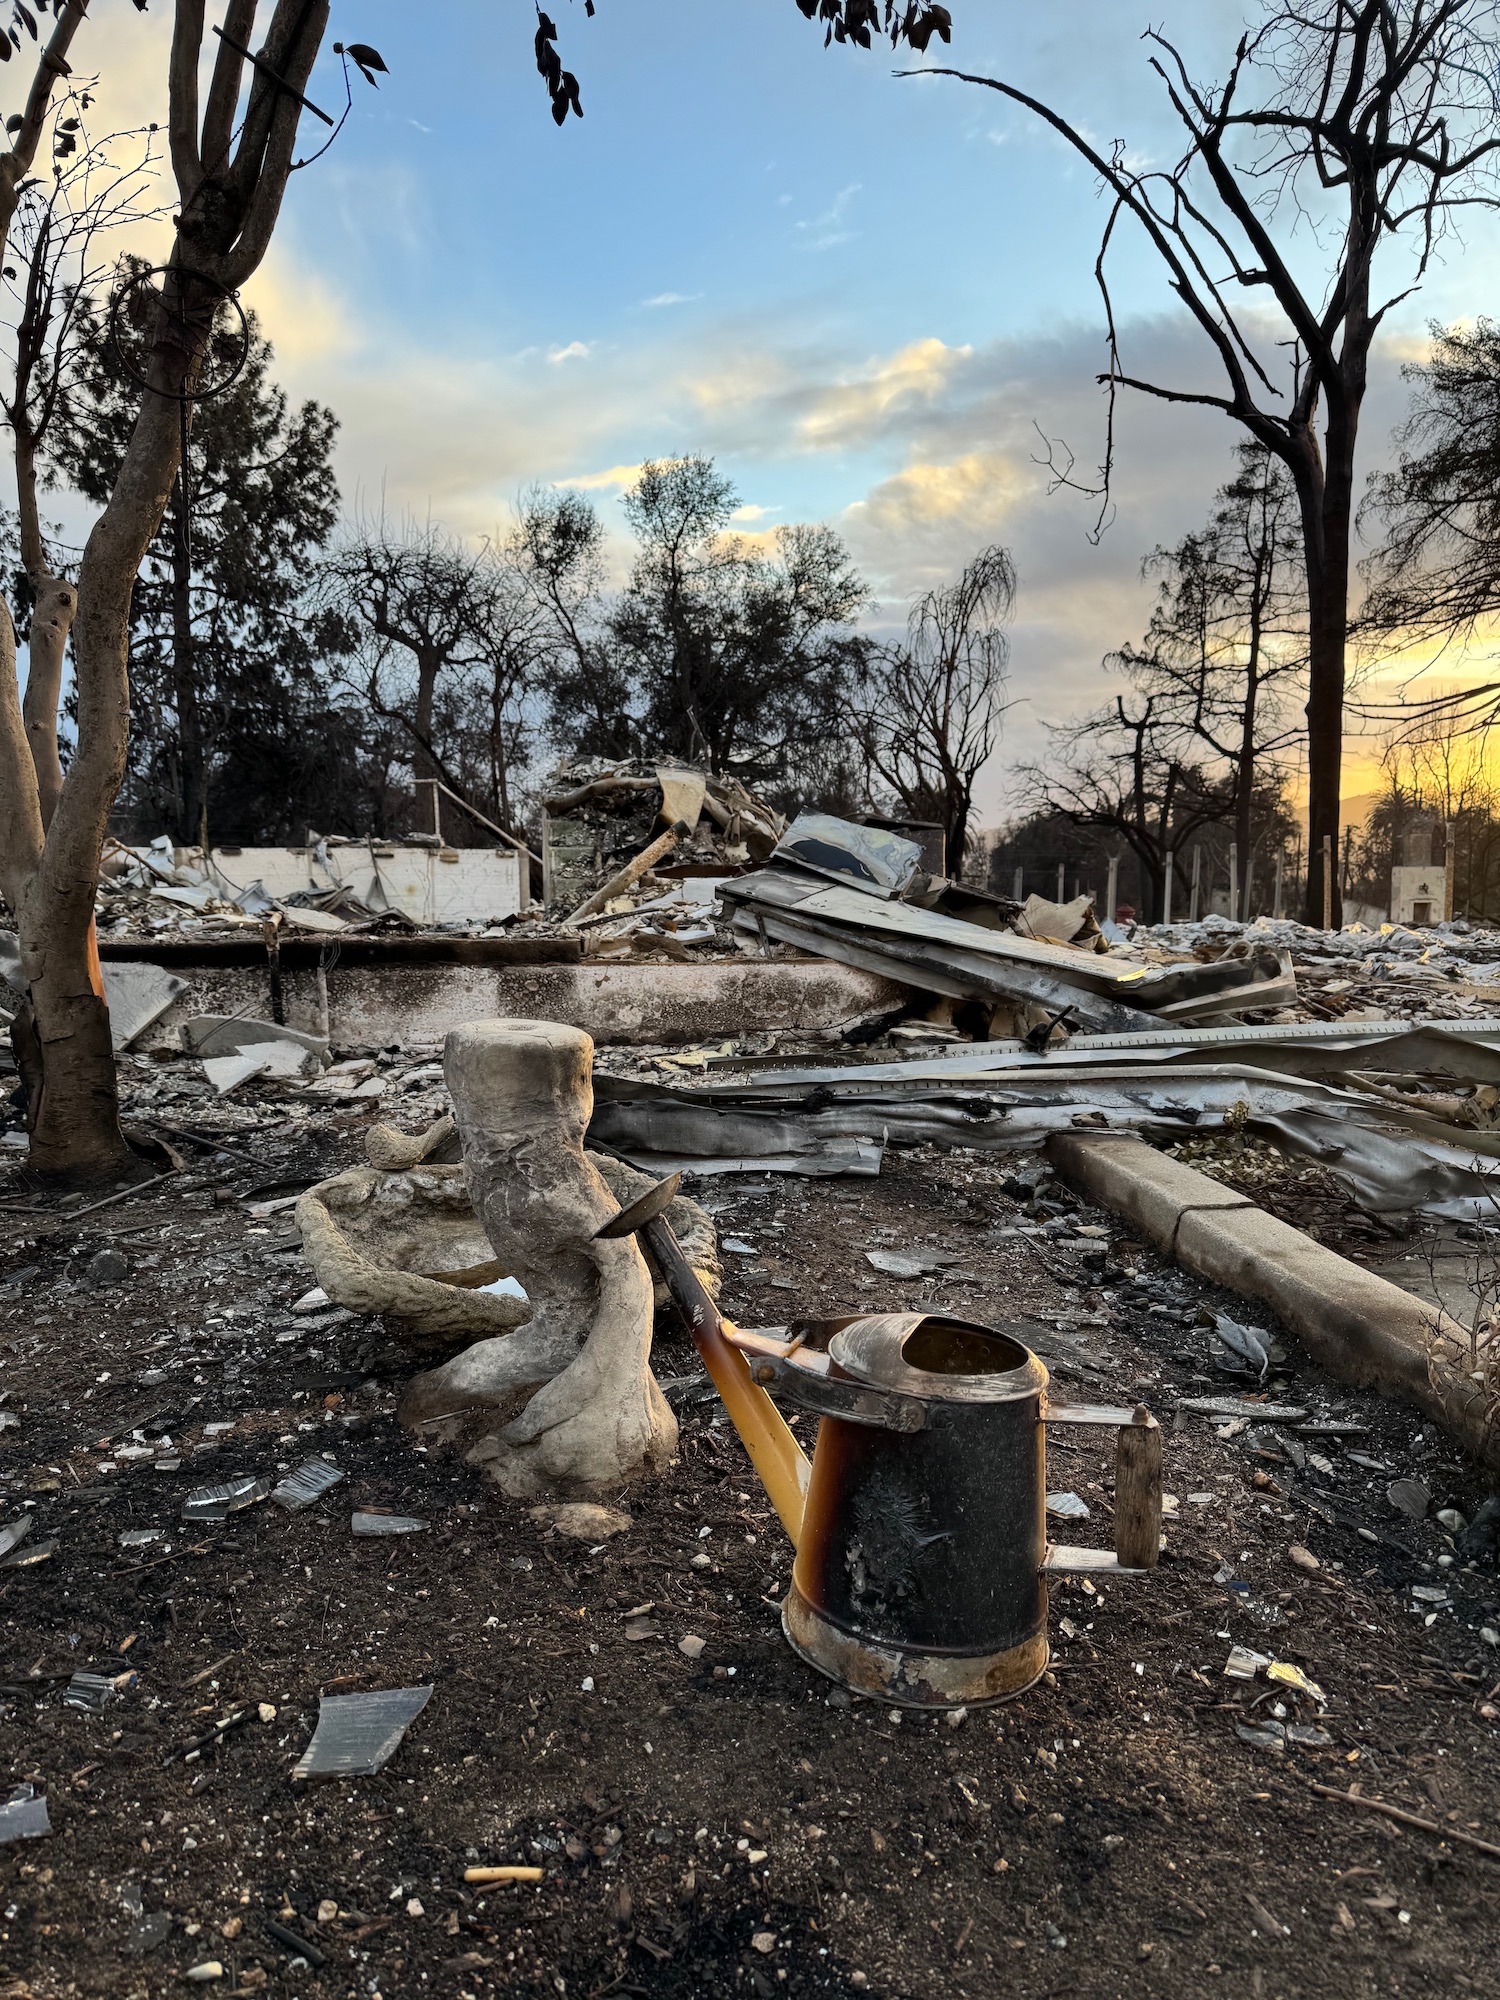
[593, 1173, 812, 1547]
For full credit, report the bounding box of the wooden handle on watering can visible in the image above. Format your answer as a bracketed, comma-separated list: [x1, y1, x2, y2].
[1114, 1405, 1162, 1569]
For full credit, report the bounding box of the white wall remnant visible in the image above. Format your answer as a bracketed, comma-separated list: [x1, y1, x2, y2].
[205, 844, 523, 928]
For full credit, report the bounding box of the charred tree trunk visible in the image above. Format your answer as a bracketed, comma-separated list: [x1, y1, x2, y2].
[1235, 624, 1261, 922]
[170, 459, 208, 847]
[412, 645, 444, 836]
[1303, 498, 1351, 930]
[15, 428, 77, 832]
[16, 373, 191, 1175]
[10, 391, 91, 1153]
[0, 0, 333, 1177]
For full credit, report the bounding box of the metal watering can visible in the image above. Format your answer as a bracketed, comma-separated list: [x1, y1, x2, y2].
[598, 1175, 1163, 1710]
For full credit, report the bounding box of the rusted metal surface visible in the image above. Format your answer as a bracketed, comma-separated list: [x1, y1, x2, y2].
[746, 1354, 926, 1432]
[782, 1583, 1050, 1708]
[592, 1171, 683, 1240]
[786, 1318, 1052, 1705]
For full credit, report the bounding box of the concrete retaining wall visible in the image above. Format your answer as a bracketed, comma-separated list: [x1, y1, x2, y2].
[136, 958, 909, 1050]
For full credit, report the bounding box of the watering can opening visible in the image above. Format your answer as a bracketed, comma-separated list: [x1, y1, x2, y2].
[825, 1312, 1049, 1408]
[897, 1317, 1032, 1379]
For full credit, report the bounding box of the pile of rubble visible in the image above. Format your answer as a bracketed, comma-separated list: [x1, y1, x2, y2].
[1143, 911, 1500, 1023]
[533, 760, 782, 960]
[99, 834, 431, 936]
[549, 815, 1500, 1238]
[719, 813, 1297, 1034]
[84, 766, 793, 962]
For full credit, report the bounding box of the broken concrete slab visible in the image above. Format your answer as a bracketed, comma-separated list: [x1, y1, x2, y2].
[180, 1015, 329, 1060]
[202, 1052, 275, 1096]
[202, 1038, 318, 1094]
[2, 933, 188, 1050]
[100, 962, 192, 1050]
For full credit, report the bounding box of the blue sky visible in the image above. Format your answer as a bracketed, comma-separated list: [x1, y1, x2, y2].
[36, 2, 1500, 814]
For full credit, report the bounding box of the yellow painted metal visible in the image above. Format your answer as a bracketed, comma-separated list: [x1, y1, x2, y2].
[692, 1307, 811, 1547]
[635, 1209, 811, 1546]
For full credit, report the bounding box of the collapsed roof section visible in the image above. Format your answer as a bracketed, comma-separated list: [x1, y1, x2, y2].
[721, 811, 1297, 1032]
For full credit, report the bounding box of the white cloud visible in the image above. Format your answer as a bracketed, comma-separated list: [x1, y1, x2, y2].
[795, 181, 863, 251]
[559, 463, 645, 493]
[681, 336, 976, 457]
[226, 256, 1427, 828]
[242, 249, 359, 369]
[639, 292, 702, 310]
[547, 341, 592, 365]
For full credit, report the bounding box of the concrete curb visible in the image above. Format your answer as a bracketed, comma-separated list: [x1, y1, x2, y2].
[1046, 1130, 1499, 1471]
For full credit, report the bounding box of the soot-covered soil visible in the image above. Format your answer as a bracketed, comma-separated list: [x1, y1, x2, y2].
[2, 1124, 1500, 2000]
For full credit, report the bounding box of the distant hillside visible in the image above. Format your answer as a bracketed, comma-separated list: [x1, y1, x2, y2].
[1341, 791, 1382, 832]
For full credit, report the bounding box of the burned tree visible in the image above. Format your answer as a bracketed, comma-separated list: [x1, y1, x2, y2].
[607, 456, 870, 798]
[2, 105, 160, 836]
[1023, 448, 1303, 923]
[0, 1, 376, 1175]
[0, 1, 955, 1176]
[321, 515, 545, 846]
[1360, 318, 1500, 737]
[1116, 444, 1306, 918]
[855, 545, 1015, 879]
[0, 1, 98, 844]
[52, 286, 343, 847]
[511, 484, 630, 764]
[1019, 690, 1231, 926]
[919, 2, 1500, 925]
